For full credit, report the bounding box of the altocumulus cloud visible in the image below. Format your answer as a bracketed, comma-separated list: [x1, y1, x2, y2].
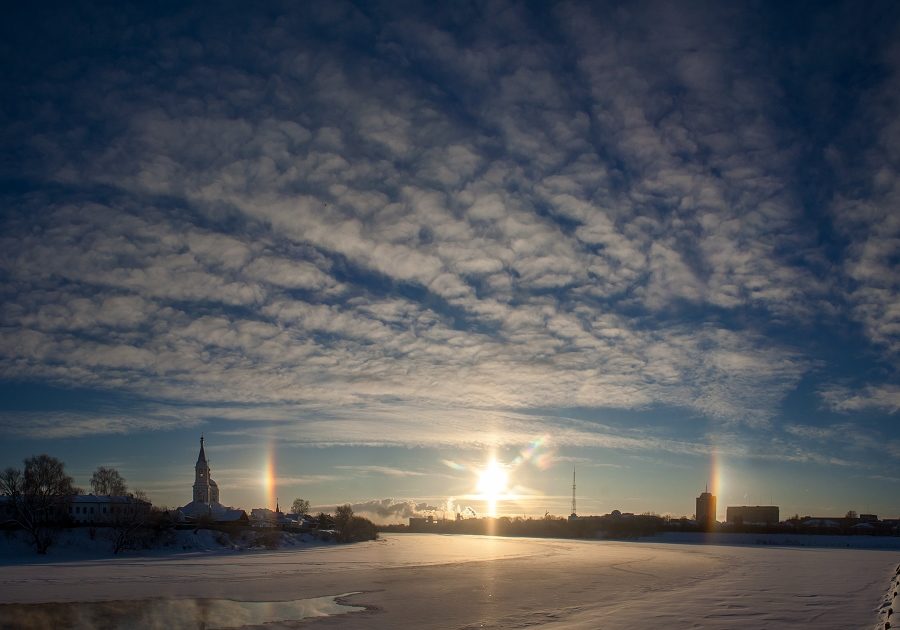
[0, 1, 898, 471]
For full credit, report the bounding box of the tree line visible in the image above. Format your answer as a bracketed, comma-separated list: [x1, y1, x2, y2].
[1, 455, 378, 554]
[1, 454, 150, 554]
[289, 498, 377, 543]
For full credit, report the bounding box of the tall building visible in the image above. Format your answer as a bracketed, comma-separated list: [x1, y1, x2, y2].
[192, 436, 220, 504]
[696, 488, 717, 530]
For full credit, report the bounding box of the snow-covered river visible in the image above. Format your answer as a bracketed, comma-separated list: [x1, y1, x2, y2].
[0, 533, 897, 628]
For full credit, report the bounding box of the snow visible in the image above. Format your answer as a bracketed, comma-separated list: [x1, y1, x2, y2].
[0, 528, 332, 563]
[647, 531, 900, 550]
[178, 500, 246, 522]
[873, 565, 899, 630]
[0, 533, 897, 628]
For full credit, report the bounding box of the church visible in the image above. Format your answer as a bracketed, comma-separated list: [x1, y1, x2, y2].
[192, 436, 220, 504]
[177, 437, 247, 523]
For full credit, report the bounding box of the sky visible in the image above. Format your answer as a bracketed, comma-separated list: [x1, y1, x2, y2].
[1, 1, 899, 523]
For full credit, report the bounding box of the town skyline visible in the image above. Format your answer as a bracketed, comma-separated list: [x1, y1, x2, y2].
[2, 434, 891, 524]
[2, 2, 899, 524]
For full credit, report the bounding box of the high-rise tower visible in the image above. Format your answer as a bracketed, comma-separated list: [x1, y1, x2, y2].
[695, 485, 716, 531]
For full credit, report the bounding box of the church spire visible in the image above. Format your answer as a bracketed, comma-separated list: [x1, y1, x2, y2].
[197, 435, 207, 465]
[193, 435, 212, 503]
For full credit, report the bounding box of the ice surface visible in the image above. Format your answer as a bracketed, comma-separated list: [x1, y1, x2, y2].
[0, 593, 365, 629]
[1, 533, 897, 629]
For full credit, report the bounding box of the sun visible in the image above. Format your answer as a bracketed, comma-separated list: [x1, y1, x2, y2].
[476, 460, 509, 501]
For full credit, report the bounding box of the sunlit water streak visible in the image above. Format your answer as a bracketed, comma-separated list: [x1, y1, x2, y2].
[0, 592, 366, 630]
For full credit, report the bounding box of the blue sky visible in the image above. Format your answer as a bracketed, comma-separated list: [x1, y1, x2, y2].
[1, 1, 899, 522]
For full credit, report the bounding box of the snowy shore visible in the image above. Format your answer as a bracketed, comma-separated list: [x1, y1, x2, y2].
[0, 533, 898, 628]
[0, 527, 332, 564]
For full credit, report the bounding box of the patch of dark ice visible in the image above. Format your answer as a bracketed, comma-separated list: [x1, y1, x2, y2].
[0, 592, 366, 629]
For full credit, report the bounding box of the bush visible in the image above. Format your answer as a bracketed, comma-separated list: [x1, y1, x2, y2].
[344, 516, 378, 542]
[255, 530, 282, 549]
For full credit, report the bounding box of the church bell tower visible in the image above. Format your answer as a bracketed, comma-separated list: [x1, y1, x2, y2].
[193, 436, 211, 503]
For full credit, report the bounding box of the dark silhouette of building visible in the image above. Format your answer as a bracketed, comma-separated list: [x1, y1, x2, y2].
[726, 505, 779, 526]
[695, 487, 717, 530]
[409, 515, 436, 531]
[859, 513, 878, 522]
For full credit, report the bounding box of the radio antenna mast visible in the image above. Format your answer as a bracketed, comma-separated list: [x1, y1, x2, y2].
[571, 466, 577, 516]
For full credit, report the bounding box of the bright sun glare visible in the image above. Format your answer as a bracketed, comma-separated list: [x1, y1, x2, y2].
[476, 460, 509, 500]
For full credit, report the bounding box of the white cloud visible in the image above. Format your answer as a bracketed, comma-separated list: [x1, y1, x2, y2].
[0, 0, 896, 479]
[819, 385, 900, 415]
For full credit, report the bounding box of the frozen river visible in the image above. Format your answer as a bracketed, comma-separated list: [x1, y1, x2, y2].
[0, 533, 898, 628]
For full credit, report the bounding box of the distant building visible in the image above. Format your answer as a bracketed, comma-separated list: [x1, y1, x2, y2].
[1, 493, 150, 526]
[859, 513, 878, 522]
[251, 508, 279, 527]
[726, 505, 779, 526]
[799, 517, 841, 529]
[409, 515, 436, 531]
[695, 489, 717, 530]
[178, 436, 247, 524]
[67, 495, 151, 524]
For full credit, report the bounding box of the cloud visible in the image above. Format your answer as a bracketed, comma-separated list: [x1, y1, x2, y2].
[827, 40, 900, 358]
[314, 498, 446, 524]
[783, 421, 900, 462]
[819, 385, 900, 415]
[549, 456, 624, 469]
[334, 465, 429, 478]
[0, 409, 202, 439]
[0, 0, 897, 487]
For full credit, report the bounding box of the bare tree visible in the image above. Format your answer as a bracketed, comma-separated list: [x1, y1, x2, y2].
[131, 489, 149, 502]
[0, 467, 23, 520]
[108, 495, 151, 554]
[316, 511, 334, 529]
[0, 455, 77, 554]
[292, 498, 310, 516]
[329, 505, 376, 543]
[334, 504, 354, 542]
[90, 467, 128, 495]
[0, 467, 22, 495]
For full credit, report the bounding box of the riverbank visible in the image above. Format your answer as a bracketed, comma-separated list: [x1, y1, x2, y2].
[0, 527, 334, 564]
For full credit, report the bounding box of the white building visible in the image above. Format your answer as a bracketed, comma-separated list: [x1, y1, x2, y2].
[192, 435, 220, 504]
[68, 495, 151, 524]
[178, 436, 247, 523]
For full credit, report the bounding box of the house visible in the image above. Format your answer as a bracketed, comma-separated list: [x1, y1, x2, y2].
[726, 505, 779, 526]
[67, 495, 151, 524]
